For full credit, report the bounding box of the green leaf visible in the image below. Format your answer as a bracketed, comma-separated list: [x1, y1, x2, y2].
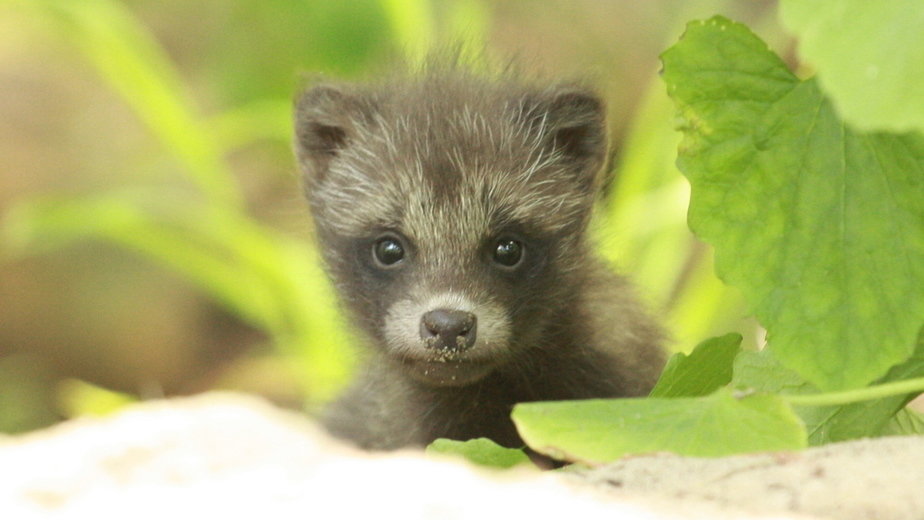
[780, 0, 924, 134]
[662, 16, 924, 391]
[882, 408, 924, 436]
[802, 333, 924, 442]
[426, 438, 532, 469]
[512, 389, 806, 465]
[732, 350, 817, 395]
[649, 333, 742, 397]
[733, 326, 924, 444]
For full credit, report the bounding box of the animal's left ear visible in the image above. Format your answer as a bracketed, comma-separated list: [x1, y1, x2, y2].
[294, 83, 377, 187]
[527, 87, 608, 185]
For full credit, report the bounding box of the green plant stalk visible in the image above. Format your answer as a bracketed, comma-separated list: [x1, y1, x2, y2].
[782, 377, 924, 407]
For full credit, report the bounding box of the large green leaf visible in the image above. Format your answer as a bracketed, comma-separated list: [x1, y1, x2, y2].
[512, 390, 806, 465]
[780, 0, 924, 134]
[662, 17, 924, 391]
[801, 329, 924, 442]
[733, 327, 924, 444]
[649, 333, 742, 398]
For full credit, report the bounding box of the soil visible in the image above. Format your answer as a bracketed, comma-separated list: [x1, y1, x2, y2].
[0, 392, 920, 519]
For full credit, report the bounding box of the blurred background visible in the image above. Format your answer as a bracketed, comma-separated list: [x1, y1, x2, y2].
[0, 0, 786, 433]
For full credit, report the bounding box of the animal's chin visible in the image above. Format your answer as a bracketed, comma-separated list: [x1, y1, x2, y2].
[400, 358, 496, 387]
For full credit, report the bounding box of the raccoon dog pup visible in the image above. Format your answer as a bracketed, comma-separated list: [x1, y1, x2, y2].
[294, 63, 665, 450]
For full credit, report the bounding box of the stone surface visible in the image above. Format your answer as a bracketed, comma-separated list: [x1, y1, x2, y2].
[573, 435, 924, 520]
[0, 392, 917, 519]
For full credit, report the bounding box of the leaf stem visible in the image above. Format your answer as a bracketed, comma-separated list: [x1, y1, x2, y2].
[782, 377, 924, 407]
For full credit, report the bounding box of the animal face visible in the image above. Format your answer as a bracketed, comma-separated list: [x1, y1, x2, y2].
[295, 71, 608, 386]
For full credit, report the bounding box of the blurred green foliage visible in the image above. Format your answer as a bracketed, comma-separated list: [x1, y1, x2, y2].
[3, 0, 375, 409]
[0, 0, 768, 431]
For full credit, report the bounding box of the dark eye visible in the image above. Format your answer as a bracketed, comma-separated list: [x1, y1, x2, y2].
[492, 238, 523, 267]
[372, 236, 405, 267]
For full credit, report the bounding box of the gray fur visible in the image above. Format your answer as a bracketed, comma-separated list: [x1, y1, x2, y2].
[294, 63, 665, 450]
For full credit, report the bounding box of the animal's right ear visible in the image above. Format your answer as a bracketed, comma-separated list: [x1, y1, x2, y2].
[294, 84, 373, 184]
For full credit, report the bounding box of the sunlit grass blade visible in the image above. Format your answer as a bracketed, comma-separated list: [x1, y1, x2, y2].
[379, 0, 435, 63]
[1, 193, 354, 402]
[667, 248, 753, 352]
[29, 0, 241, 208]
[2, 194, 285, 332]
[199, 213, 356, 402]
[596, 76, 748, 351]
[207, 99, 293, 151]
[57, 379, 136, 418]
[595, 78, 691, 310]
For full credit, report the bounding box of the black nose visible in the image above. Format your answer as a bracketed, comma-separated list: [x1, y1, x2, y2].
[420, 309, 477, 352]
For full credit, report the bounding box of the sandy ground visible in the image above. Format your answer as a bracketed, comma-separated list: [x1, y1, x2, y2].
[0, 392, 919, 519]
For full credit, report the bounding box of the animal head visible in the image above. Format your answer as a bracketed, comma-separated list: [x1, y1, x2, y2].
[294, 69, 608, 387]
